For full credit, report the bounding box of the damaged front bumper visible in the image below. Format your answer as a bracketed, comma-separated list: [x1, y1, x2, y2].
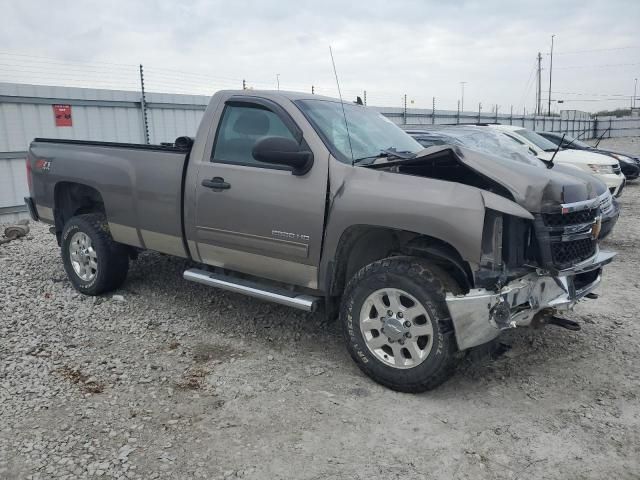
[446, 249, 616, 351]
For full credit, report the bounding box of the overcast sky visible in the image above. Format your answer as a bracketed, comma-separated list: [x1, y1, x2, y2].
[1, 0, 639, 112]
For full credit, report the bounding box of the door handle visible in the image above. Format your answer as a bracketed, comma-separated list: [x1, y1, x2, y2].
[201, 177, 231, 190]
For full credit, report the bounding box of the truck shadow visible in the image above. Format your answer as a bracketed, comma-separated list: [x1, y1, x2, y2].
[123, 250, 611, 396]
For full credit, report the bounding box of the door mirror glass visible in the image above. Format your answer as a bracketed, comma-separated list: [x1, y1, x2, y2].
[252, 136, 314, 175]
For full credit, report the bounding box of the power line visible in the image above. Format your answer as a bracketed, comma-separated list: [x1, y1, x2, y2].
[552, 46, 639, 55]
[552, 90, 633, 97]
[0, 51, 137, 68]
[517, 58, 538, 112]
[554, 62, 640, 70]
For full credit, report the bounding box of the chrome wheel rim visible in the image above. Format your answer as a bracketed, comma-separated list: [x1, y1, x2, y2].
[359, 288, 434, 369]
[69, 232, 98, 282]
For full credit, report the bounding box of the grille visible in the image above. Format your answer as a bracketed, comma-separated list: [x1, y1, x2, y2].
[551, 238, 596, 267]
[543, 207, 597, 227]
[599, 194, 613, 216]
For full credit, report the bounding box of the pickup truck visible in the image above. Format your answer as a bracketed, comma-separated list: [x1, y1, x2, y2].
[25, 90, 615, 392]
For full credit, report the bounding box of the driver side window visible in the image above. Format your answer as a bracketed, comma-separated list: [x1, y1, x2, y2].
[211, 105, 296, 166]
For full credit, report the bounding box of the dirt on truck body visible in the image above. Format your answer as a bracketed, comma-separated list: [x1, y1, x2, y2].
[24, 89, 614, 392]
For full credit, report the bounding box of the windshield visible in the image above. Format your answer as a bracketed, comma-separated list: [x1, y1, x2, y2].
[561, 134, 590, 149]
[295, 99, 423, 163]
[416, 129, 544, 167]
[515, 129, 559, 151]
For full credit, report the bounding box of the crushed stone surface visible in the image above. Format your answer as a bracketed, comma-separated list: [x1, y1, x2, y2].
[1, 137, 639, 479]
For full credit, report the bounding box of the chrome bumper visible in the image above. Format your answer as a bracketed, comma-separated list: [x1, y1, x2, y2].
[446, 250, 616, 351]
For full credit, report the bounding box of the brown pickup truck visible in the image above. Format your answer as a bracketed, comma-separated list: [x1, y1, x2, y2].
[25, 90, 614, 392]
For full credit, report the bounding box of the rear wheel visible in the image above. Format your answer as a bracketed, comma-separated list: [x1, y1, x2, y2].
[61, 214, 129, 295]
[341, 257, 461, 393]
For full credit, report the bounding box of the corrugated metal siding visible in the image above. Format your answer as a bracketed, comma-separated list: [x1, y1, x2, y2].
[0, 153, 29, 222]
[0, 102, 144, 148]
[147, 107, 204, 144]
[0, 155, 27, 206]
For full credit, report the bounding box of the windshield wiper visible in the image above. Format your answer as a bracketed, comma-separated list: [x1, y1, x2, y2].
[353, 148, 415, 165]
[547, 133, 565, 169]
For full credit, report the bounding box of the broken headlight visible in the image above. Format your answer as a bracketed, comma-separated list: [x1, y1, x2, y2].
[480, 210, 503, 270]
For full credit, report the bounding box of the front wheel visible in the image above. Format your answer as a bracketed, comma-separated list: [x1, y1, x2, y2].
[341, 257, 461, 393]
[61, 214, 129, 295]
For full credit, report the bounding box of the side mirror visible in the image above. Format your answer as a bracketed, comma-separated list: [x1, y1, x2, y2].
[252, 136, 313, 175]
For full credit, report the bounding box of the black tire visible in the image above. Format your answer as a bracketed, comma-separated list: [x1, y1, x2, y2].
[340, 256, 461, 393]
[61, 214, 129, 295]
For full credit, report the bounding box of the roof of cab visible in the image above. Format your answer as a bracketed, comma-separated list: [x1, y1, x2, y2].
[217, 89, 345, 103]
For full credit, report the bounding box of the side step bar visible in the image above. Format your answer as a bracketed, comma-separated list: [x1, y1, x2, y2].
[183, 268, 319, 312]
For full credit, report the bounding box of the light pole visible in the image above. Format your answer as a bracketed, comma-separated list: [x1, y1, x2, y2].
[460, 81, 467, 112]
[634, 78, 638, 109]
[548, 34, 555, 116]
[276, 74, 280, 91]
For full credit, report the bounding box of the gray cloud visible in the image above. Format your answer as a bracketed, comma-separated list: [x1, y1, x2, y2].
[1, 0, 638, 112]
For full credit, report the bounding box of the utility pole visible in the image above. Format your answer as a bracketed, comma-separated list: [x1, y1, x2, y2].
[242, 79, 246, 90]
[403, 94, 407, 124]
[139, 64, 150, 145]
[634, 78, 638, 109]
[363, 90, 367, 106]
[536, 52, 542, 115]
[276, 74, 280, 91]
[460, 81, 467, 112]
[548, 34, 555, 116]
[432, 97, 436, 124]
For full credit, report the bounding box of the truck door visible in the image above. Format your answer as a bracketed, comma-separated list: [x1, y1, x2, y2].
[192, 97, 328, 289]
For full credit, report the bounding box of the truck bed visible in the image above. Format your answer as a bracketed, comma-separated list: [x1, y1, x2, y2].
[29, 138, 191, 258]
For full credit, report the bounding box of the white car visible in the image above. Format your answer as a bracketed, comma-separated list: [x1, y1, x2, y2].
[486, 124, 625, 196]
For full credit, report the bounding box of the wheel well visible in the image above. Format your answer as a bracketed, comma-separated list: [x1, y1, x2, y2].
[54, 182, 105, 237]
[328, 226, 473, 296]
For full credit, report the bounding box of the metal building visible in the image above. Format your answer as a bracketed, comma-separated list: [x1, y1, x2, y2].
[1, 81, 638, 223]
[0, 82, 208, 222]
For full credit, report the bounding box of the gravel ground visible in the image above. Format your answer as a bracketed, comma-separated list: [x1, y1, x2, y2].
[1, 137, 639, 480]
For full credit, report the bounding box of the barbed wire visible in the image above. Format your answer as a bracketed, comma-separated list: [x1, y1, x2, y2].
[0, 52, 636, 112]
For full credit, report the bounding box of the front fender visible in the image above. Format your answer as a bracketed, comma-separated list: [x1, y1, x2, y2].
[319, 163, 491, 289]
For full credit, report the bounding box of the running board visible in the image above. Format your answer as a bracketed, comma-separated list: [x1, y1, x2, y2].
[183, 268, 319, 312]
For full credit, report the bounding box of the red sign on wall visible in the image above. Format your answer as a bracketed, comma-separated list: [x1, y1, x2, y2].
[53, 104, 73, 127]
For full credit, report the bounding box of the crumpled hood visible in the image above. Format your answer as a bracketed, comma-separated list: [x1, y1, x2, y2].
[411, 145, 601, 213]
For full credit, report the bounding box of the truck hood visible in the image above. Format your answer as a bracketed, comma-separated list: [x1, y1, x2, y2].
[384, 145, 601, 213]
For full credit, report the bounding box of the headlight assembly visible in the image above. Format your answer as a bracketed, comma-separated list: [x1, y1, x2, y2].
[588, 164, 615, 174]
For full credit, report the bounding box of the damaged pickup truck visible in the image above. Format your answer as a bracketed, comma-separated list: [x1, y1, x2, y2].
[25, 90, 614, 392]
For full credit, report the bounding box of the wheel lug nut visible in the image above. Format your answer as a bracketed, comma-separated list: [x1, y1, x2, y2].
[397, 312, 403, 318]
[405, 332, 412, 338]
[387, 310, 393, 317]
[399, 339, 405, 345]
[404, 321, 411, 328]
[388, 338, 394, 343]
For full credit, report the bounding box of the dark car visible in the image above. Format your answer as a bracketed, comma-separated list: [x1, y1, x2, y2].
[539, 131, 640, 180]
[407, 126, 620, 239]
